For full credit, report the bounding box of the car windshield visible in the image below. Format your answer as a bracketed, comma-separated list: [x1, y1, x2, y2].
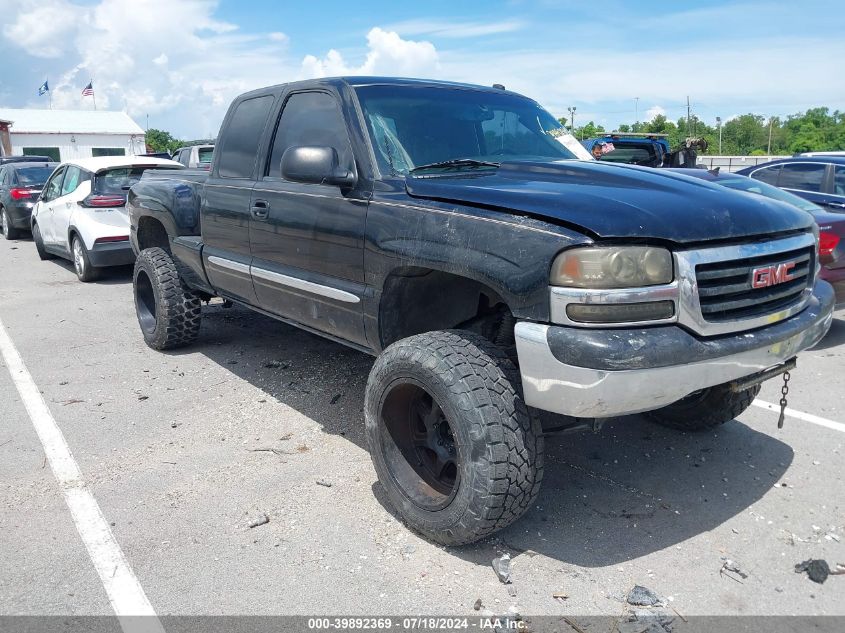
[94, 165, 180, 194]
[15, 166, 55, 186]
[717, 174, 822, 213]
[354, 85, 575, 175]
[197, 148, 214, 164]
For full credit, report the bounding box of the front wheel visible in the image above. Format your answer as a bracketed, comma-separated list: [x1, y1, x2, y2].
[1, 208, 21, 240]
[72, 236, 99, 282]
[365, 330, 544, 546]
[133, 247, 202, 350]
[645, 383, 761, 431]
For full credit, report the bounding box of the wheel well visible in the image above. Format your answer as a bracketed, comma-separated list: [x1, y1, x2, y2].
[136, 217, 170, 252]
[378, 267, 512, 349]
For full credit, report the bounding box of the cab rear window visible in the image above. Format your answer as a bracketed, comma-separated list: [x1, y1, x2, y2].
[198, 148, 214, 164]
[94, 166, 180, 194]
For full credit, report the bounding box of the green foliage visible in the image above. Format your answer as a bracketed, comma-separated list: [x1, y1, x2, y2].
[566, 106, 845, 155]
[145, 128, 182, 155]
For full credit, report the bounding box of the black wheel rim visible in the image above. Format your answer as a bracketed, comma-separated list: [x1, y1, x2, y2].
[135, 269, 158, 334]
[379, 380, 460, 511]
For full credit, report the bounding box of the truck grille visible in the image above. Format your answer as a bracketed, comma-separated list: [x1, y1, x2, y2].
[695, 246, 814, 322]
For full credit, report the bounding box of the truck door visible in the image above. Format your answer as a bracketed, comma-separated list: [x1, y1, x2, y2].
[249, 89, 369, 347]
[201, 94, 276, 306]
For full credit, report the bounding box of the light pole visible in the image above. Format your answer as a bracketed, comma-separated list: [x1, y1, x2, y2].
[568, 106, 577, 135]
[716, 116, 722, 154]
[634, 97, 639, 127]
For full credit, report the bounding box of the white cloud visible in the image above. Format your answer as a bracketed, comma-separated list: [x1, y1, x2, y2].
[645, 105, 666, 121]
[1, 0, 80, 58]
[301, 27, 439, 78]
[385, 18, 525, 38]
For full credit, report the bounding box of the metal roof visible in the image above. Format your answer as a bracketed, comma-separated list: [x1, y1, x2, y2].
[0, 108, 144, 135]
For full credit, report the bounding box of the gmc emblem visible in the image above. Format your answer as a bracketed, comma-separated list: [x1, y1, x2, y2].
[751, 261, 797, 289]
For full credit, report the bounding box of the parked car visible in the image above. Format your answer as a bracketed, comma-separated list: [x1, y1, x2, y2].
[677, 168, 845, 305]
[736, 156, 845, 212]
[171, 145, 214, 170]
[0, 161, 56, 240]
[31, 156, 182, 281]
[0, 155, 52, 166]
[583, 133, 705, 168]
[128, 77, 833, 545]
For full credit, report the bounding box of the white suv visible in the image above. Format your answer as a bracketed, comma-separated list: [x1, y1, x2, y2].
[31, 156, 182, 281]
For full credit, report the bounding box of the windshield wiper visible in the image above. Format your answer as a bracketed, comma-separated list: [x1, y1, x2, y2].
[409, 158, 501, 174]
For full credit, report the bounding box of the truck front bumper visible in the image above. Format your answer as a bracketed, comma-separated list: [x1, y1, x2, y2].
[515, 281, 835, 418]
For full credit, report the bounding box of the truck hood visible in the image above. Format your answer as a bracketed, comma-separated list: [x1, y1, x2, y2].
[405, 160, 814, 243]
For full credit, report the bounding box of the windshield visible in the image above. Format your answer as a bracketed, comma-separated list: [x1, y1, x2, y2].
[717, 174, 822, 213]
[15, 166, 55, 186]
[354, 85, 575, 175]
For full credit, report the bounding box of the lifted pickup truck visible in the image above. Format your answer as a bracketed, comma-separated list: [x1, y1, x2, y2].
[128, 77, 834, 545]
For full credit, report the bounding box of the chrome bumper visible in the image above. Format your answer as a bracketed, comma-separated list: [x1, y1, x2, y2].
[515, 281, 835, 418]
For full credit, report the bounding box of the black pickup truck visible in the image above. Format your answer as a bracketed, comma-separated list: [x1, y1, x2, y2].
[128, 77, 834, 545]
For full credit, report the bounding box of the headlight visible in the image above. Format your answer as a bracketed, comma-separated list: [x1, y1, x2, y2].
[551, 246, 673, 288]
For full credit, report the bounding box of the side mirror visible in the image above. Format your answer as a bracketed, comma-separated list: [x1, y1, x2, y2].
[281, 146, 356, 188]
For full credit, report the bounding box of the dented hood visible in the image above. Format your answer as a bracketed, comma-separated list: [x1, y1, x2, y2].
[405, 160, 814, 243]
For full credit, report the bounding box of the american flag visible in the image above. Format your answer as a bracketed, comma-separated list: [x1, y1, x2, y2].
[81, 82, 94, 97]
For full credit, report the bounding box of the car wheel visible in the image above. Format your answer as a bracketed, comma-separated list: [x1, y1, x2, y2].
[32, 223, 54, 260]
[364, 330, 544, 545]
[71, 235, 99, 282]
[1, 208, 21, 240]
[133, 247, 202, 350]
[645, 382, 761, 431]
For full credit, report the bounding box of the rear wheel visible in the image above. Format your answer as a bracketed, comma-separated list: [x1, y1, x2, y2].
[32, 223, 53, 260]
[133, 247, 202, 350]
[1, 208, 21, 240]
[645, 383, 761, 431]
[365, 330, 543, 545]
[71, 236, 99, 282]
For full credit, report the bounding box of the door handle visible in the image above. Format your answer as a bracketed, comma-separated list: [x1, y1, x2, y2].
[251, 199, 270, 219]
[826, 201, 845, 209]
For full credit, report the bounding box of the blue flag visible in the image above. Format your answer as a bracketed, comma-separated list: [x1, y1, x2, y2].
[38, 80, 49, 96]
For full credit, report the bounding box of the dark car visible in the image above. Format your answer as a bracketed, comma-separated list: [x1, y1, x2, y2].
[736, 156, 845, 212]
[0, 155, 53, 166]
[677, 168, 845, 305]
[0, 161, 56, 239]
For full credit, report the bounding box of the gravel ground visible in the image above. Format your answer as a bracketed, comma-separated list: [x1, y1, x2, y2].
[0, 235, 843, 622]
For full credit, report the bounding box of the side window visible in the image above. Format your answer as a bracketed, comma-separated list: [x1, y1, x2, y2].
[0, 167, 7, 186]
[750, 165, 780, 185]
[834, 166, 845, 196]
[61, 166, 82, 196]
[217, 95, 275, 179]
[778, 163, 826, 192]
[42, 167, 65, 202]
[267, 91, 353, 179]
[179, 150, 191, 167]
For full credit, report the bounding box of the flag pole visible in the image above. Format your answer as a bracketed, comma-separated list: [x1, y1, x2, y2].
[92, 79, 97, 111]
[48, 81, 52, 110]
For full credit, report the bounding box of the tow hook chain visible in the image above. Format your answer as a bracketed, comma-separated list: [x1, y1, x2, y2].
[777, 371, 791, 429]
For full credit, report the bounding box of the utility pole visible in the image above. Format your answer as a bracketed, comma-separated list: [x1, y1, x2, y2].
[686, 96, 691, 137]
[634, 97, 639, 127]
[567, 106, 577, 135]
[146, 114, 149, 132]
[716, 117, 722, 154]
[767, 117, 774, 156]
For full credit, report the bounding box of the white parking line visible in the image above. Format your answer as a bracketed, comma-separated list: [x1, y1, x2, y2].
[0, 316, 163, 632]
[753, 399, 845, 434]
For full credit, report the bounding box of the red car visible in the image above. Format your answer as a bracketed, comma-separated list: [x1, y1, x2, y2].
[676, 169, 845, 306]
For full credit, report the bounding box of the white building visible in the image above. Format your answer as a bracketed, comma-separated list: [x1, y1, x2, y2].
[0, 109, 146, 162]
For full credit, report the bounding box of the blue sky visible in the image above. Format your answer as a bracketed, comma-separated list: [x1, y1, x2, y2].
[1, 0, 843, 138]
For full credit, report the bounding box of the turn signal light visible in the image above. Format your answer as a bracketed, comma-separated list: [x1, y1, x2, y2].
[566, 300, 675, 324]
[819, 231, 840, 257]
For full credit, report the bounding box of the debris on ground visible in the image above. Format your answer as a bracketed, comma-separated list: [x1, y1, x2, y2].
[626, 584, 662, 606]
[263, 361, 289, 369]
[617, 609, 675, 633]
[506, 585, 517, 597]
[552, 592, 568, 602]
[401, 544, 416, 560]
[473, 598, 483, 611]
[720, 557, 749, 580]
[247, 514, 269, 528]
[795, 559, 831, 584]
[492, 553, 512, 584]
[249, 447, 288, 457]
[330, 393, 343, 405]
[316, 479, 332, 487]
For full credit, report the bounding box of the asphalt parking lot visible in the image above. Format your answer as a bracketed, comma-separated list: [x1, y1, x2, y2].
[1, 235, 844, 623]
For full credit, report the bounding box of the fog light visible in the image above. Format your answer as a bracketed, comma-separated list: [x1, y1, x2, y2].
[566, 301, 675, 324]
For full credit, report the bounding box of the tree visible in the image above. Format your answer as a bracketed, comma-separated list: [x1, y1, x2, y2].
[145, 128, 182, 154]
